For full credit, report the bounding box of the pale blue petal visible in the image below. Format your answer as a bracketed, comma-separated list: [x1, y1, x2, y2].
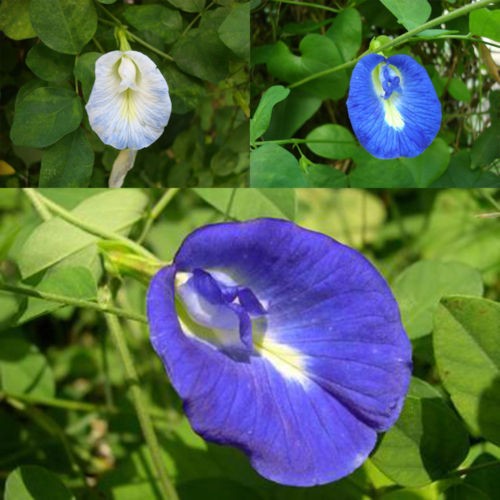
[86, 50, 172, 150]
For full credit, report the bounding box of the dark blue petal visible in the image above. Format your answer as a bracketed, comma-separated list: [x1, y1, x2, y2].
[347, 53, 441, 159]
[147, 219, 412, 486]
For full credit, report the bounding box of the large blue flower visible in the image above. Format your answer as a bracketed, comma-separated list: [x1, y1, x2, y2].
[147, 219, 412, 486]
[347, 54, 441, 159]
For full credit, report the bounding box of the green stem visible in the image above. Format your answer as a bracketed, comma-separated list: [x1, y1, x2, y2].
[289, 0, 500, 89]
[23, 188, 51, 221]
[92, 36, 105, 53]
[224, 188, 237, 221]
[138, 188, 180, 244]
[451, 460, 500, 477]
[103, 302, 179, 500]
[0, 282, 147, 324]
[94, 0, 123, 26]
[181, 1, 214, 37]
[0, 390, 173, 423]
[255, 138, 354, 145]
[127, 32, 174, 62]
[271, 0, 339, 13]
[24, 190, 158, 262]
[95, 2, 174, 61]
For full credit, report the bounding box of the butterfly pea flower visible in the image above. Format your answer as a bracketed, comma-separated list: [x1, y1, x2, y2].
[347, 54, 441, 159]
[147, 219, 412, 486]
[86, 51, 171, 150]
[86, 50, 172, 186]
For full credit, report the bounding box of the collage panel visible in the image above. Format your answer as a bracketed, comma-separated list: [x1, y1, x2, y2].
[1, 187, 499, 498]
[250, 1, 500, 188]
[0, 0, 249, 188]
[1, 0, 500, 498]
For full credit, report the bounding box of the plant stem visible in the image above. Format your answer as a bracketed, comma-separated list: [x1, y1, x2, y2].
[0, 282, 147, 324]
[95, 1, 174, 61]
[289, 0, 500, 89]
[126, 32, 174, 62]
[94, 0, 123, 26]
[451, 460, 500, 477]
[103, 302, 179, 500]
[271, 0, 339, 13]
[23, 188, 52, 221]
[255, 138, 354, 145]
[24, 190, 158, 262]
[138, 188, 180, 244]
[0, 390, 173, 423]
[224, 188, 237, 221]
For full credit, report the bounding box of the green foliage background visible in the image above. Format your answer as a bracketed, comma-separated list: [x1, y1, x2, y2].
[0, 187, 499, 498]
[250, 0, 500, 188]
[0, 0, 249, 187]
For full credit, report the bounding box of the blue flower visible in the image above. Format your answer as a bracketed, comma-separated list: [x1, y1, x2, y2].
[86, 51, 172, 151]
[347, 54, 441, 159]
[147, 219, 412, 486]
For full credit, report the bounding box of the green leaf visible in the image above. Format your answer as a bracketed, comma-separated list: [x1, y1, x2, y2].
[171, 28, 231, 83]
[464, 452, 500, 499]
[30, 0, 97, 55]
[393, 261, 483, 340]
[430, 150, 500, 187]
[418, 191, 500, 283]
[442, 484, 490, 500]
[5, 465, 73, 500]
[193, 188, 296, 221]
[10, 87, 83, 148]
[433, 296, 500, 445]
[166, 0, 206, 13]
[250, 144, 307, 187]
[380, 0, 431, 30]
[39, 129, 94, 187]
[267, 35, 348, 100]
[265, 90, 322, 140]
[123, 5, 182, 46]
[306, 124, 358, 160]
[218, 3, 250, 59]
[326, 8, 362, 61]
[161, 63, 205, 114]
[297, 189, 385, 247]
[0, 0, 36, 40]
[74, 52, 100, 102]
[448, 78, 471, 103]
[26, 43, 74, 82]
[372, 378, 469, 487]
[15, 266, 97, 325]
[18, 190, 149, 278]
[250, 85, 290, 145]
[471, 122, 500, 170]
[350, 138, 450, 188]
[305, 164, 348, 187]
[0, 335, 55, 398]
[0, 292, 21, 331]
[470, 8, 500, 42]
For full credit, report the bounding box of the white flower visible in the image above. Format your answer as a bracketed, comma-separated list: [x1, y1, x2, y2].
[86, 51, 172, 150]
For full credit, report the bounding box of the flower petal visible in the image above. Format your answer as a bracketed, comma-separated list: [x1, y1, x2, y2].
[147, 219, 412, 486]
[108, 148, 137, 188]
[347, 54, 441, 159]
[86, 50, 172, 150]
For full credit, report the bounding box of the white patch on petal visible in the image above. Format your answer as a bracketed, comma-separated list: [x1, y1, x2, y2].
[86, 50, 172, 150]
[383, 99, 404, 130]
[254, 335, 308, 384]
